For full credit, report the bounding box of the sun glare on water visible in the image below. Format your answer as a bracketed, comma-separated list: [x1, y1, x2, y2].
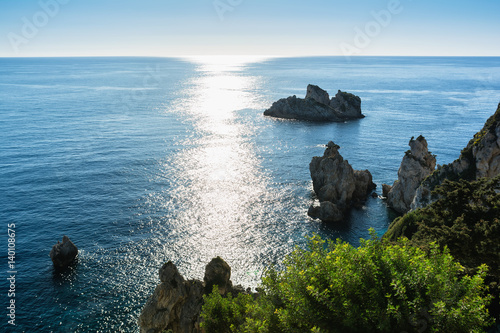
[179, 55, 272, 133]
[185, 55, 273, 73]
[155, 54, 280, 285]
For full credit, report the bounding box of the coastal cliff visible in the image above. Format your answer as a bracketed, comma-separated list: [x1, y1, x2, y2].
[308, 141, 375, 222]
[385, 102, 500, 275]
[383, 103, 500, 326]
[264, 84, 364, 121]
[411, 102, 500, 210]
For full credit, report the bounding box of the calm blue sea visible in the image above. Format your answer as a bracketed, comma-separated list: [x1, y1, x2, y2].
[1, 56, 499, 332]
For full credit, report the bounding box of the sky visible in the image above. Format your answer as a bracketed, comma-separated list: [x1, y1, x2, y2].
[0, 0, 499, 57]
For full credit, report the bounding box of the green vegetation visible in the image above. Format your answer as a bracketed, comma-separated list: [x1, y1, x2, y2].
[201, 286, 254, 332]
[201, 233, 493, 332]
[385, 175, 500, 276]
[385, 175, 500, 326]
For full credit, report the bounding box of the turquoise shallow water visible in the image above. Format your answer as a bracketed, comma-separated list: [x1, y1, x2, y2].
[1, 56, 499, 332]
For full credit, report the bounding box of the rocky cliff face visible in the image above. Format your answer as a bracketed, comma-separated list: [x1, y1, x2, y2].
[412, 103, 500, 210]
[308, 141, 375, 222]
[385, 136, 436, 214]
[264, 84, 364, 121]
[139, 261, 204, 333]
[139, 257, 249, 333]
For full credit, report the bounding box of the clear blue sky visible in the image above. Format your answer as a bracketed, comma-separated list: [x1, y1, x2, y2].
[0, 0, 499, 57]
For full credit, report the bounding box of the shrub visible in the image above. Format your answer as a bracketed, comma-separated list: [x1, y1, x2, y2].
[200, 285, 253, 333]
[201, 233, 493, 332]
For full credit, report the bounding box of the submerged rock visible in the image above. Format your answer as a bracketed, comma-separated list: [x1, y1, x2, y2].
[50, 235, 78, 269]
[384, 136, 436, 214]
[139, 257, 250, 333]
[308, 141, 376, 222]
[308, 201, 343, 223]
[412, 102, 500, 210]
[264, 84, 364, 121]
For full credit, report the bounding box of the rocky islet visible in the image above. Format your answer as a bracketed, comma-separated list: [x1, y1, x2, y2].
[308, 141, 376, 222]
[264, 84, 364, 121]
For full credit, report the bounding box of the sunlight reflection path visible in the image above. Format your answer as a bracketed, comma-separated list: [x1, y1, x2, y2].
[160, 56, 279, 286]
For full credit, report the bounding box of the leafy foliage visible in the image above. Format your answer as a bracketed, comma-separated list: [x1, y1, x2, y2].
[385, 175, 500, 276]
[200, 285, 253, 333]
[201, 233, 493, 332]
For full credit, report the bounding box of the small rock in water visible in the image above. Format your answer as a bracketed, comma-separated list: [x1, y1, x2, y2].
[50, 235, 78, 269]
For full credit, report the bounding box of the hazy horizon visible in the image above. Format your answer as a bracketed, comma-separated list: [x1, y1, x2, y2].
[2, 55, 500, 59]
[1, 0, 499, 58]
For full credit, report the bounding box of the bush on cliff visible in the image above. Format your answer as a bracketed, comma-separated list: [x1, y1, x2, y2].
[385, 175, 500, 276]
[200, 286, 253, 332]
[201, 233, 493, 332]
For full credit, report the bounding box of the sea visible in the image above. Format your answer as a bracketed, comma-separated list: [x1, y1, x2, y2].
[1, 56, 499, 332]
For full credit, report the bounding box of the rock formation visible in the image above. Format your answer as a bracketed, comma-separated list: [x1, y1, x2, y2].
[264, 84, 364, 121]
[384, 136, 436, 214]
[306, 84, 330, 105]
[139, 257, 250, 333]
[412, 102, 500, 210]
[382, 184, 392, 198]
[139, 261, 203, 333]
[329, 89, 363, 119]
[203, 257, 232, 294]
[308, 141, 376, 222]
[50, 235, 78, 269]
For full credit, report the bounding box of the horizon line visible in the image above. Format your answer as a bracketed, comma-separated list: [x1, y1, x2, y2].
[1, 54, 500, 59]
